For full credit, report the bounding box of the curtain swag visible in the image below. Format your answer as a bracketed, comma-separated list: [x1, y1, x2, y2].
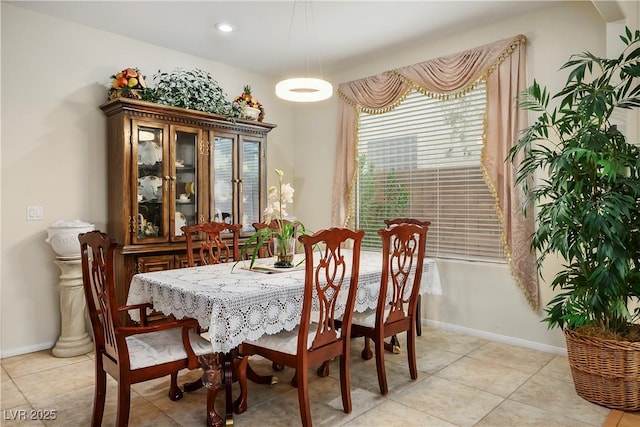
[331, 34, 539, 310]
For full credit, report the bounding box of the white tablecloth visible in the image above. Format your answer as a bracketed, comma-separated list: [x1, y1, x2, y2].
[127, 250, 441, 353]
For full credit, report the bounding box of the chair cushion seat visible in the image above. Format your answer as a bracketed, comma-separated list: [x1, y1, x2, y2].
[351, 307, 391, 329]
[126, 328, 212, 370]
[243, 323, 338, 355]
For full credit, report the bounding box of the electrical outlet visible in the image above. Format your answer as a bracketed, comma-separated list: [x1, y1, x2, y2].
[26, 206, 44, 221]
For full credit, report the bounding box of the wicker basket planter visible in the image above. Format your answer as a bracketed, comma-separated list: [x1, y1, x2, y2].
[565, 328, 640, 411]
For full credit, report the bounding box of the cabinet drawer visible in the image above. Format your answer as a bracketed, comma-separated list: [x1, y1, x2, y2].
[137, 254, 175, 272]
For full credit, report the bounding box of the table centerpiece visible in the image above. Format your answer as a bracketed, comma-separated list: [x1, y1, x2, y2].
[241, 169, 305, 268]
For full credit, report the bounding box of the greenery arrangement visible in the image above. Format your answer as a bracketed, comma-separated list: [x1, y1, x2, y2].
[508, 28, 640, 340]
[151, 68, 244, 117]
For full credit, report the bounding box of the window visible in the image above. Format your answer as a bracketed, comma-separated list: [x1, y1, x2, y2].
[355, 82, 505, 262]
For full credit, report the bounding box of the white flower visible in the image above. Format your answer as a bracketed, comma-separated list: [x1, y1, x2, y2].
[263, 170, 295, 222]
[263, 204, 275, 221]
[280, 183, 294, 204]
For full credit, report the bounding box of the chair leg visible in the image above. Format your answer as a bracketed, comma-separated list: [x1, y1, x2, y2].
[374, 337, 388, 395]
[407, 327, 418, 380]
[115, 380, 131, 427]
[416, 294, 422, 336]
[339, 353, 352, 414]
[361, 336, 373, 360]
[92, 367, 106, 427]
[296, 365, 311, 427]
[168, 371, 184, 401]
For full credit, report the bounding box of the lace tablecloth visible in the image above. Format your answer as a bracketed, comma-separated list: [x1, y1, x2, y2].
[127, 251, 441, 353]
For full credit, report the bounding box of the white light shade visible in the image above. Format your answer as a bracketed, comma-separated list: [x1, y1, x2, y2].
[275, 78, 333, 102]
[215, 23, 234, 32]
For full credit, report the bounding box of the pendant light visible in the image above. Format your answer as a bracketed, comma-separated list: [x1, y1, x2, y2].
[276, 0, 333, 102]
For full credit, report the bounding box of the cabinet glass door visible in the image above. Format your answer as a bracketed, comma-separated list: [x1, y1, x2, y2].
[239, 136, 263, 233]
[212, 135, 234, 224]
[133, 122, 167, 244]
[173, 127, 201, 239]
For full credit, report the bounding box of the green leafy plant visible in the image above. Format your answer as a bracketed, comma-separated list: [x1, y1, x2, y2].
[508, 27, 640, 337]
[151, 68, 244, 118]
[357, 154, 409, 248]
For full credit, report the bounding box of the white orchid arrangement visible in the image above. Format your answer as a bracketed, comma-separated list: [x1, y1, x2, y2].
[264, 169, 294, 225]
[239, 169, 306, 268]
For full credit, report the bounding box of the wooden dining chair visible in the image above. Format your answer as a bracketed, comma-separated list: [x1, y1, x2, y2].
[239, 227, 364, 427]
[182, 221, 242, 266]
[384, 218, 431, 337]
[349, 222, 427, 395]
[79, 230, 213, 427]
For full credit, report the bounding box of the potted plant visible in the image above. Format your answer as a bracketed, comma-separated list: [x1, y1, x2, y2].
[508, 28, 640, 410]
[239, 169, 306, 269]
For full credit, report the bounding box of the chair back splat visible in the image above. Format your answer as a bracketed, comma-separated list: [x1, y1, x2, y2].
[384, 217, 431, 337]
[240, 227, 364, 427]
[182, 221, 242, 266]
[378, 223, 427, 329]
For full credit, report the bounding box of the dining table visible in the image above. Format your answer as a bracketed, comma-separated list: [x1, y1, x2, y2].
[126, 249, 442, 426]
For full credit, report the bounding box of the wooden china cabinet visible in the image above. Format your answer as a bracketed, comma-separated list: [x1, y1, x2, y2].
[101, 98, 275, 321]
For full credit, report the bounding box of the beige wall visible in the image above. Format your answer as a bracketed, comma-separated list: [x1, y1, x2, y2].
[0, 4, 296, 357]
[1, 1, 636, 357]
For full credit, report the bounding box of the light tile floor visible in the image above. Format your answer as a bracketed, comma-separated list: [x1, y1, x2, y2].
[1, 328, 616, 426]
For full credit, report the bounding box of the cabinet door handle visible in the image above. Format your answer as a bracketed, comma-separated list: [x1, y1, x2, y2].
[164, 175, 171, 180]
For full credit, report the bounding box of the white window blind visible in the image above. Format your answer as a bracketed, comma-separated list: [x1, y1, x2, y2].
[355, 82, 505, 262]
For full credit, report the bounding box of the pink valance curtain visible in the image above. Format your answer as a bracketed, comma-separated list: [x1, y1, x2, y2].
[331, 35, 539, 309]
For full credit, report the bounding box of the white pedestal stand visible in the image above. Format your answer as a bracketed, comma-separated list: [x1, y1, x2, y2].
[52, 257, 94, 357]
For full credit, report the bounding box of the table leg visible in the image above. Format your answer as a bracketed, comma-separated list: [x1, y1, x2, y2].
[384, 335, 401, 354]
[232, 353, 249, 414]
[198, 350, 279, 426]
[183, 378, 204, 392]
[246, 364, 278, 385]
[199, 354, 225, 427]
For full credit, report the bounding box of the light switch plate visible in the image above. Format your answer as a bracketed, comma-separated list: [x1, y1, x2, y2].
[26, 206, 44, 221]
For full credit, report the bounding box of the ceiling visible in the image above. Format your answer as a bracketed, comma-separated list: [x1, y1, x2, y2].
[9, 1, 560, 77]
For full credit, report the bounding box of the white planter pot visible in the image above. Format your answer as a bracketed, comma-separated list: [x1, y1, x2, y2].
[46, 219, 95, 259]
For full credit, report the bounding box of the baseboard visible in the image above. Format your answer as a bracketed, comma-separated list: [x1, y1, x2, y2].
[424, 319, 568, 356]
[602, 410, 624, 427]
[0, 341, 55, 359]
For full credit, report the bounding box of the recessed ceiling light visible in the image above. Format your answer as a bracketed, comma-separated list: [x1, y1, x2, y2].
[215, 23, 234, 33]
